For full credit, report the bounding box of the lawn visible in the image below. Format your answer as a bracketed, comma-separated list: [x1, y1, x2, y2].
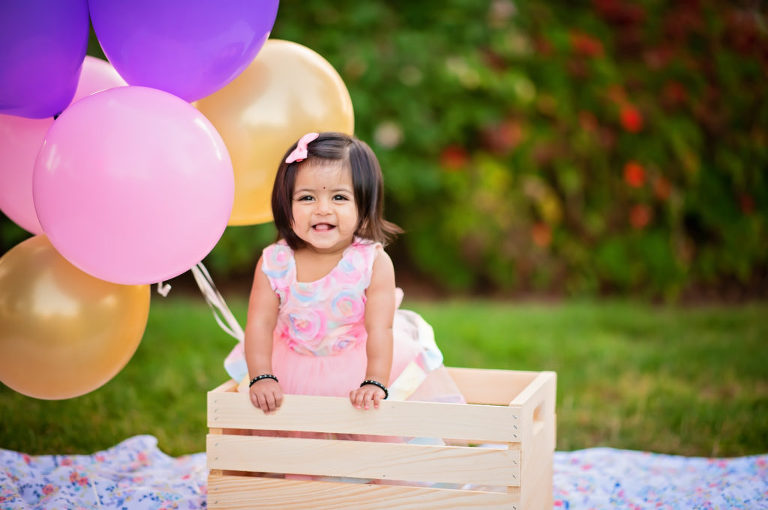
[1, 296, 766, 458]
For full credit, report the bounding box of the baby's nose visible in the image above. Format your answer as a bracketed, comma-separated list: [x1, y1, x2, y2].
[316, 197, 332, 213]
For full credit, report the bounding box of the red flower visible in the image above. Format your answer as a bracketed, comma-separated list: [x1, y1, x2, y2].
[629, 204, 652, 229]
[593, 0, 646, 25]
[531, 223, 552, 247]
[579, 111, 599, 132]
[61, 458, 73, 466]
[620, 106, 643, 132]
[570, 31, 604, 58]
[653, 176, 671, 200]
[534, 36, 554, 56]
[623, 161, 645, 188]
[42, 484, 55, 496]
[607, 85, 627, 106]
[662, 81, 687, 106]
[483, 119, 523, 154]
[739, 193, 755, 215]
[440, 145, 468, 171]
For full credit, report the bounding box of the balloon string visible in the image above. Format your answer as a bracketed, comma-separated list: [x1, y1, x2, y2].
[156, 282, 171, 297]
[191, 262, 245, 342]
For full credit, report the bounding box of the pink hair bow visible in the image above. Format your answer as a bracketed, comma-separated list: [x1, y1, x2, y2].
[285, 132, 319, 163]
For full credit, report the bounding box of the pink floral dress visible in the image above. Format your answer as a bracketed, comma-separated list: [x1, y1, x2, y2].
[224, 237, 463, 402]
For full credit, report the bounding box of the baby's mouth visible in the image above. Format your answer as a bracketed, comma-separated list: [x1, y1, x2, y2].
[312, 223, 336, 231]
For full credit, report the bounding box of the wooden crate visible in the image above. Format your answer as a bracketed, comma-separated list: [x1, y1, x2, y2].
[207, 368, 556, 509]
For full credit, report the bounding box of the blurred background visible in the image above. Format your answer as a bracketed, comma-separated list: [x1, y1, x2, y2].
[1, 0, 766, 458]
[2, 0, 767, 301]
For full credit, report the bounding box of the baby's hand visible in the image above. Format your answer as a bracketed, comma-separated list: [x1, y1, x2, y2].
[349, 384, 385, 410]
[249, 378, 283, 414]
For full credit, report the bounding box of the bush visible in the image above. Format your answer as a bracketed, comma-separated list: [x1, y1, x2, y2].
[270, 0, 767, 298]
[2, 1, 766, 299]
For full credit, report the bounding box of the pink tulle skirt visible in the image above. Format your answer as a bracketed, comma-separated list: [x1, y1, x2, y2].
[231, 309, 464, 404]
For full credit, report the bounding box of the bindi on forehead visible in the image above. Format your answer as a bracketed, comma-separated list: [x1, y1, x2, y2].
[292, 162, 354, 197]
[296, 162, 352, 186]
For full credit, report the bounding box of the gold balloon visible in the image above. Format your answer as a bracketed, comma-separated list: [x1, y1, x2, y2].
[0, 236, 150, 400]
[197, 39, 355, 226]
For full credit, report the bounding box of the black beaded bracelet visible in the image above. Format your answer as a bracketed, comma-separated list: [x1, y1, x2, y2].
[249, 374, 278, 387]
[360, 379, 388, 399]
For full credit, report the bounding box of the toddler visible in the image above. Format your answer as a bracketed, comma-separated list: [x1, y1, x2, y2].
[224, 132, 463, 411]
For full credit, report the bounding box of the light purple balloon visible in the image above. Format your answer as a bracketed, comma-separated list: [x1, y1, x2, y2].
[33, 86, 234, 285]
[0, 0, 89, 118]
[89, 0, 280, 102]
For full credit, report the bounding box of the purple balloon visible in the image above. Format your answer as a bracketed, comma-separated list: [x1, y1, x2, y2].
[0, 0, 89, 119]
[89, 0, 280, 102]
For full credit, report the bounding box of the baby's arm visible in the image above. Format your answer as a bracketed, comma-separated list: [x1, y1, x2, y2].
[350, 249, 395, 409]
[244, 256, 281, 413]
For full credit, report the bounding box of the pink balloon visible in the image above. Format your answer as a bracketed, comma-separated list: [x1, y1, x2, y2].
[33, 86, 234, 285]
[71, 56, 127, 104]
[0, 115, 50, 234]
[0, 57, 126, 235]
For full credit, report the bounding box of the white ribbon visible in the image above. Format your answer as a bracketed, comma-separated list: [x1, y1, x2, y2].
[156, 282, 172, 297]
[190, 262, 245, 342]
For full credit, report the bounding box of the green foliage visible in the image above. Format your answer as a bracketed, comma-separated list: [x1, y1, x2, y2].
[1, 1, 765, 298]
[268, 0, 767, 298]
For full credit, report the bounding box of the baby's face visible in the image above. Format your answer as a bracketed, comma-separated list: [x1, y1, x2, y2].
[291, 161, 358, 254]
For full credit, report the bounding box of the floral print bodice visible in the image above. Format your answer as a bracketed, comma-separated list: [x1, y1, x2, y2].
[261, 238, 380, 357]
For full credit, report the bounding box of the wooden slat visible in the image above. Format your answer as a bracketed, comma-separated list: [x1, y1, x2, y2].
[446, 367, 538, 405]
[509, 371, 556, 408]
[208, 392, 520, 443]
[207, 434, 520, 486]
[208, 474, 520, 510]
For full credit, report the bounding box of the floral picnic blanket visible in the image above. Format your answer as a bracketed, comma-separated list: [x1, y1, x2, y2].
[0, 436, 206, 510]
[552, 448, 768, 509]
[1, 435, 766, 509]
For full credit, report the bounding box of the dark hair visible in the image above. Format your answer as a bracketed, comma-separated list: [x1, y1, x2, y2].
[271, 132, 402, 249]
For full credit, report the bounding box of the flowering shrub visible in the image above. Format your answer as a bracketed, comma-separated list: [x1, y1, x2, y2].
[5, 1, 763, 299]
[270, 0, 766, 298]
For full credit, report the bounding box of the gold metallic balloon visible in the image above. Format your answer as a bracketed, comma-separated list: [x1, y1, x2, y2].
[197, 39, 355, 226]
[0, 236, 150, 400]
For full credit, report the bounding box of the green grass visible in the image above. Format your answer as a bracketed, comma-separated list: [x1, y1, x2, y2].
[1, 297, 766, 458]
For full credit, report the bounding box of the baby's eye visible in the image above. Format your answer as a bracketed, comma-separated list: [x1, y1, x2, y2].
[333, 194, 350, 201]
[296, 195, 314, 202]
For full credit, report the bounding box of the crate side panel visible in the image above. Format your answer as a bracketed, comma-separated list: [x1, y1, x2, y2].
[206, 434, 521, 486]
[518, 372, 556, 510]
[207, 474, 521, 510]
[520, 417, 555, 509]
[208, 392, 521, 443]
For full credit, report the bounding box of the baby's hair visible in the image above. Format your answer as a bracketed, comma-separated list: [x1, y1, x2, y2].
[272, 132, 402, 250]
